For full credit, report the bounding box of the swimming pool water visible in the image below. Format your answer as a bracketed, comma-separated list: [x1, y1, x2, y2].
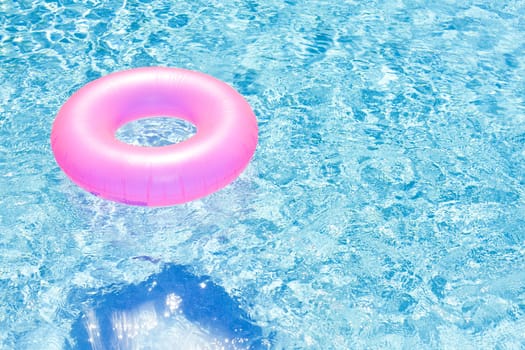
[1, 0, 525, 348]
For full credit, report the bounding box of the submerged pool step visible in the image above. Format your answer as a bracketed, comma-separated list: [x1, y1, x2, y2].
[67, 263, 265, 350]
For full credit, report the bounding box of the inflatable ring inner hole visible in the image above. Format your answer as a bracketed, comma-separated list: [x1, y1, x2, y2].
[115, 116, 197, 147]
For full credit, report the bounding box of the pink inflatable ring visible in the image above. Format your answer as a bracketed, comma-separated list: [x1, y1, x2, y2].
[51, 67, 258, 206]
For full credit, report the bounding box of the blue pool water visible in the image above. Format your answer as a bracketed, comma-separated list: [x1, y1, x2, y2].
[1, 0, 525, 348]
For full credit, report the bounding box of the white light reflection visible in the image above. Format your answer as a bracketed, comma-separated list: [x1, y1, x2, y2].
[165, 293, 182, 317]
[84, 309, 104, 350]
[111, 302, 158, 344]
[82, 297, 241, 350]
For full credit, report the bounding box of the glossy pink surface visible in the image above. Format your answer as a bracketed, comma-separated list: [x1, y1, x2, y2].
[51, 67, 258, 206]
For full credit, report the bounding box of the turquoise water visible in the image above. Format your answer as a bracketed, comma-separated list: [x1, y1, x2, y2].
[2, 0, 525, 348]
